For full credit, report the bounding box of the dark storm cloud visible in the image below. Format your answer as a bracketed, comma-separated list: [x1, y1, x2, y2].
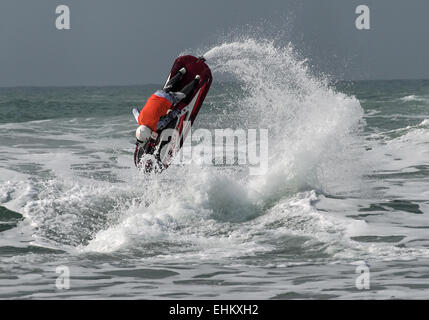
[0, 0, 428, 86]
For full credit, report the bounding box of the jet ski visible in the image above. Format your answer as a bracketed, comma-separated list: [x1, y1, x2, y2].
[133, 55, 212, 172]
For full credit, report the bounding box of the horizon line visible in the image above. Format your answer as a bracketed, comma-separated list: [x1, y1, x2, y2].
[1, 78, 429, 89]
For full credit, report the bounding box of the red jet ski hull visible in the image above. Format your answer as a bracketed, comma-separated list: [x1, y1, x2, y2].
[134, 55, 212, 170]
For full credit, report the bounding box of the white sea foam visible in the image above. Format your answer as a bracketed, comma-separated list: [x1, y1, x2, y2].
[400, 95, 426, 102]
[82, 39, 369, 258]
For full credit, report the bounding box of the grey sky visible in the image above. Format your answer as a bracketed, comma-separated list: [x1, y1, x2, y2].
[0, 0, 428, 86]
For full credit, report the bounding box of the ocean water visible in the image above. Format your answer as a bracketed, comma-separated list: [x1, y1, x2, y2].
[1, 39, 429, 299]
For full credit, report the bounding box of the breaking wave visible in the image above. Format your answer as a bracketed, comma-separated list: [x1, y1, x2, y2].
[81, 38, 368, 259]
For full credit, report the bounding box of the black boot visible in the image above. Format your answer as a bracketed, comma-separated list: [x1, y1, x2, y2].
[163, 68, 186, 92]
[179, 75, 200, 97]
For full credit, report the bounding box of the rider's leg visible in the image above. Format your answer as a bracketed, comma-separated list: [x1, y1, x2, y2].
[178, 75, 200, 98]
[163, 67, 186, 92]
[169, 75, 200, 104]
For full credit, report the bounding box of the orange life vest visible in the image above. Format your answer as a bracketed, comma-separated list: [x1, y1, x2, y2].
[138, 92, 173, 131]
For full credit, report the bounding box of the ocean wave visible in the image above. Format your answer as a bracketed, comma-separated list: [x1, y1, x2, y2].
[82, 38, 369, 259]
[401, 95, 423, 102]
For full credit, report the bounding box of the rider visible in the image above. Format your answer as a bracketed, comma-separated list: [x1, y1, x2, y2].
[136, 68, 200, 145]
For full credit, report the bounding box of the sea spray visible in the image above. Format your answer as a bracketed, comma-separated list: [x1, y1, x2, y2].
[83, 38, 367, 254]
[205, 38, 365, 199]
